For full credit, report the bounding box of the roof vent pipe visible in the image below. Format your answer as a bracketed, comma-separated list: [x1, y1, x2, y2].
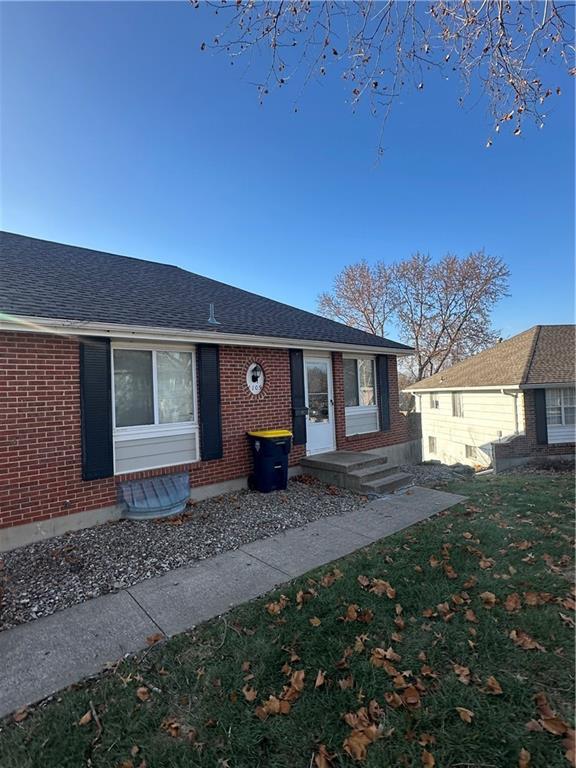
[207, 303, 221, 326]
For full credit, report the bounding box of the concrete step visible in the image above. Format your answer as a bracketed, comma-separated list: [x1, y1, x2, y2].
[300, 451, 386, 475]
[346, 463, 399, 490]
[359, 472, 414, 495]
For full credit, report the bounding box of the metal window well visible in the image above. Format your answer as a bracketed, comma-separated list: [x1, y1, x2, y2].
[118, 472, 190, 520]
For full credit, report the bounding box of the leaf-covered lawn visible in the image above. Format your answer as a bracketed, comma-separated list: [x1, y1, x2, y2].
[1, 472, 574, 768]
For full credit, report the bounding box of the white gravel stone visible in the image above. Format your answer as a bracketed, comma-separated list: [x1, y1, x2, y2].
[0, 477, 366, 631]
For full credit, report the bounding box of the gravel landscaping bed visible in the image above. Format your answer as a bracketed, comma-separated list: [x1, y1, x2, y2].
[398, 461, 475, 487]
[0, 477, 367, 631]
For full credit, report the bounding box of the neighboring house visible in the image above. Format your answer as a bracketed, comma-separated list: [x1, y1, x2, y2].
[0, 232, 415, 549]
[404, 325, 575, 470]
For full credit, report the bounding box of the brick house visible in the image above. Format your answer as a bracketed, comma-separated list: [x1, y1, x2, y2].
[0, 232, 415, 549]
[405, 325, 575, 470]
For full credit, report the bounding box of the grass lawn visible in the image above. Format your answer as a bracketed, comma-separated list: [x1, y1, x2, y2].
[1, 472, 574, 768]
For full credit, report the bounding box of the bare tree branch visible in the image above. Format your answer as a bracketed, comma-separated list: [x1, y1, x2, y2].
[196, 0, 574, 148]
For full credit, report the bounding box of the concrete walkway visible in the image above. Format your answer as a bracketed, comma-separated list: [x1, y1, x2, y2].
[0, 486, 465, 718]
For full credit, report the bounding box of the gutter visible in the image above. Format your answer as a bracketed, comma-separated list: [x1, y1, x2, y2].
[0, 314, 415, 357]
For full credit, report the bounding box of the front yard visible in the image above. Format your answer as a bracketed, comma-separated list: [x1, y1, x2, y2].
[1, 471, 574, 767]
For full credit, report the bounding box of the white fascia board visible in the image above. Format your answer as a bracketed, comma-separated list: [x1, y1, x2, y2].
[402, 384, 522, 393]
[0, 315, 414, 357]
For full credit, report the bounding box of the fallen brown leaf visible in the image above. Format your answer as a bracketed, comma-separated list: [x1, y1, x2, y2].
[402, 686, 421, 709]
[541, 717, 569, 736]
[309, 617, 322, 627]
[510, 629, 546, 651]
[421, 748, 436, 767]
[504, 593, 522, 612]
[146, 632, 164, 646]
[453, 663, 471, 685]
[480, 591, 497, 608]
[518, 747, 531, 767]
[78, 710, 93, 726]
[456, 707, 474, 723]
[370, 579, 396, 599]
[242, 685, 257, 702]
[314, 744, 336, 768]
[485, 675, 503, 695]
[136, 687, 150, 702]
[266, 595, 289, 615]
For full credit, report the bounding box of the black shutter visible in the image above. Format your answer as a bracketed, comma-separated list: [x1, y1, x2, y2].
[197, 344, 223, 460]
[376, 354, 391, 432]
[289, 349, 307, 445]
[80, 337, 114, 481]
[534, 388, 548, 445]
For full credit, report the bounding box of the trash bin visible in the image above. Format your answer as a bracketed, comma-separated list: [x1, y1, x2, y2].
[247, 429, 292, 493]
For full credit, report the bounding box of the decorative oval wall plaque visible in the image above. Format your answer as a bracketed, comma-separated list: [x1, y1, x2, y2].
[246, 363, 265, 395]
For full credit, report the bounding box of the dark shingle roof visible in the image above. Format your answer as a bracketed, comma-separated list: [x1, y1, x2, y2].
[0, 232, 412, 351]
[406, 325, 575, 390]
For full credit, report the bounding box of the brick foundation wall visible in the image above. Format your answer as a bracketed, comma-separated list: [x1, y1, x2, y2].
[331, 352, 411, 451]
[1, 333, 408, 532]
[492, 389, 575, 464]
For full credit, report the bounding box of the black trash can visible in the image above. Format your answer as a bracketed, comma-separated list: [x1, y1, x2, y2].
[247, 429, 292, 493]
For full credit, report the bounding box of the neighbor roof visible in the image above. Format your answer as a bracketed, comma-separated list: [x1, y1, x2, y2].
[406, 325, 575, 391]
[0, 232, 412, 352]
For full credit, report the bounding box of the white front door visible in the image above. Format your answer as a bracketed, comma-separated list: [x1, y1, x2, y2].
[304, 356, 336, 455]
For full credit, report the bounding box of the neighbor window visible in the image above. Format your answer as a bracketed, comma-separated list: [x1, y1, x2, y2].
[429, 392, 440, 409]
[451, 392, 464, 418]
[113, 348, 194, 429]
[428, 436, 437, 454]
[546, 387, 576, 426]
[343, 357, 376, 408]
[465, 444, 478, 460]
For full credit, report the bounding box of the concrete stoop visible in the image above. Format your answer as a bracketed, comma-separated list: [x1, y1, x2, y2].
[300, 450, 414, 495]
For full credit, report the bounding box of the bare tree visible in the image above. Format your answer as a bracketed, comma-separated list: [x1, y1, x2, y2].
[317, 260, 395, 336]
[393, 251, 510, 379]
[318, 250, 510, 380]
[197, 1, 574, 147]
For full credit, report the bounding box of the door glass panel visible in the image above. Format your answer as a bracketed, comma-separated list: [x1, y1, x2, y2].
[307, 363, 328, 394]
[307, 362, 329, 423]
[114, 349, 154, 427]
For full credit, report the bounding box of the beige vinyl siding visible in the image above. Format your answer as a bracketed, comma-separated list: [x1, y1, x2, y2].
[345, 407, 379, 436]
[417, 389, 524, 467]
[115, 432, 199, 474]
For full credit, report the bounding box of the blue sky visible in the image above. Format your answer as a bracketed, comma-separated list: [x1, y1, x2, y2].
[1, 1, 574, 341]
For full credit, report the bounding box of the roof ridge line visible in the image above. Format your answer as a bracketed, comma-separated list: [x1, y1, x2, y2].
[522, 325, 542, 385]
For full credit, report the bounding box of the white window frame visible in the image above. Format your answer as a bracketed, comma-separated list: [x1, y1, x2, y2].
[429, 392, 440, 409]
[343, 355, 379, 435]
[428, 436, 437, 454]
[451, 391, 464, 418]
[546, 387, 575, 427]
[111, 342, 198, 442]
[465, 444, 477, 460]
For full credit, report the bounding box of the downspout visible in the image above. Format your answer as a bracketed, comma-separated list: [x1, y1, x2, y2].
[501, 389, 519, 435]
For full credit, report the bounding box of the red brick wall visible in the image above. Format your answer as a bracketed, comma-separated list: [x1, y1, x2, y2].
[493, 389, 575, 463]
[1, 333, 407, 532]
[331, 352, 410, 451]
[0, 333, 306, 531]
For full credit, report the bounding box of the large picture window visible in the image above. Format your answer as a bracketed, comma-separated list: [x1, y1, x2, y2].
[546, 387, 575, 426]
[343, 357, 376, 408]
[113, 348, 195, 429]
